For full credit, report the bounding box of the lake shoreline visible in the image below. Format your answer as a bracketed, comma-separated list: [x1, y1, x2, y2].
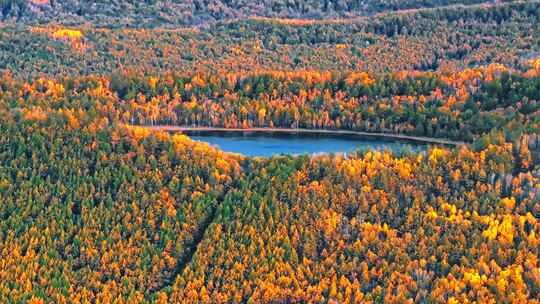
[135, 125, 466, 146]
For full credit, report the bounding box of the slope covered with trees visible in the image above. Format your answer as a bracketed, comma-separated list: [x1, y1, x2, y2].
[170, 145, 539, 303]
[0, 1, 539, 78]
[110, 64, 540, 141]
[1, 0, 498, 27]
[0, 1, 539, 303]
[1, 62, 538, 142]
[0, 59, 539, 302]
[0, 104, 243, 302]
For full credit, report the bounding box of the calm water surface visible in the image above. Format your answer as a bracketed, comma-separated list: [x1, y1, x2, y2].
[187, 131, 426, 157]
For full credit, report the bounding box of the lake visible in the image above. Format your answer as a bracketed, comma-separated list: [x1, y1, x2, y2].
[186, 131, 427, 157]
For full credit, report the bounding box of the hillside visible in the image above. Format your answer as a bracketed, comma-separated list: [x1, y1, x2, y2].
[1, 0, 498, 27]
[0, 1, 539, 303]
[1, 1, 538, 78]
[1, 56, 539, 303]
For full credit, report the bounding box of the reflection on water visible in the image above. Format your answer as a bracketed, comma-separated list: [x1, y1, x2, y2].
[186, 131, 427, 157]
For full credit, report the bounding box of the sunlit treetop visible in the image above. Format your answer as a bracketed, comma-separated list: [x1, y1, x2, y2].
[52, 29, 83, 40]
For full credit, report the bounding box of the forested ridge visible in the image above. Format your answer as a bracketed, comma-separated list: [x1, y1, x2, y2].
[0, 0, 504, 27]
[1, 1, 539, 78]
[0, 1, 540, 303]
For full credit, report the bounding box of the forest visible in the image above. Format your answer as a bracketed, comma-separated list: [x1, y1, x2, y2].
[1, 0, 500, 27]
[0, 1, 539, 303]
[1, 1, 539, 78]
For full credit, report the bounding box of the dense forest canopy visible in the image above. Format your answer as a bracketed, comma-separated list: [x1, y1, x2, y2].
[1, 1, 539, 79]
[0, 60, 539, 303]
[0, 0, 504, 27]
[0, 0, 539, 303]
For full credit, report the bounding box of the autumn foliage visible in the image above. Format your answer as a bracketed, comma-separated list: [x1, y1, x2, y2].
[0, 61, 539, 302]
[0, 1, 539, 303]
